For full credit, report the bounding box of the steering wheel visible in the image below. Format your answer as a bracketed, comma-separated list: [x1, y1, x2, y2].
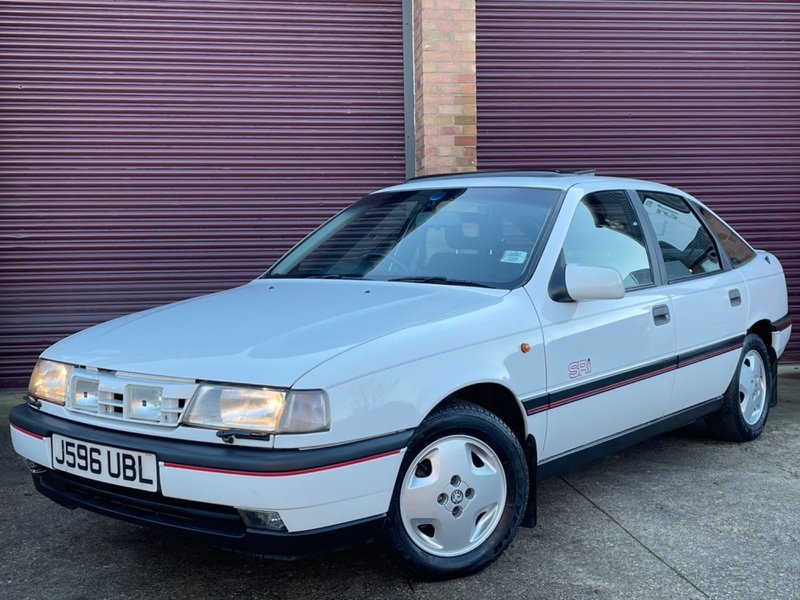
[362, 252, 409, 274]
[687, 247, 717, 272]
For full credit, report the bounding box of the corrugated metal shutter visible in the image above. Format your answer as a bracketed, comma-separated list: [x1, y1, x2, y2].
[476, 1, 800, 360]
[0, 1, 405, 386]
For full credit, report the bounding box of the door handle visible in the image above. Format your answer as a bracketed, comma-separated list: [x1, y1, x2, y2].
[652, 304, 670, 325]
[729, 289, 742, 307]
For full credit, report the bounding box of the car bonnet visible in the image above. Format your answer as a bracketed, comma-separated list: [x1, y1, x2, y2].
[42, 279, 508, 388]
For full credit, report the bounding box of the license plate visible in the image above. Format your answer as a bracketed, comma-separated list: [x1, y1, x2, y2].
[50, 434, 158, 492]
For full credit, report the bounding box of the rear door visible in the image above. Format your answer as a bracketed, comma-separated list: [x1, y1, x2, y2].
[635, 189, 748, 413]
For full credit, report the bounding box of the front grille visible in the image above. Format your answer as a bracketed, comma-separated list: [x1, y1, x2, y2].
[67, 368, 197, 426]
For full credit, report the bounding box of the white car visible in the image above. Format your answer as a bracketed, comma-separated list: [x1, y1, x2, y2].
[10, 171, 792, 578]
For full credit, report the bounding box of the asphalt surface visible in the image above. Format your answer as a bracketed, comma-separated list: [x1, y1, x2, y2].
[1, 367, 799, 600]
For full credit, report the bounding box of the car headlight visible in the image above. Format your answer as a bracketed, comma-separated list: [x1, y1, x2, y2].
[29, 359, 72, 405]
[184, 384, 330, 434]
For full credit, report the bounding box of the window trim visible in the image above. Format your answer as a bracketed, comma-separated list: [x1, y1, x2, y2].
[626, 189, 668, 287]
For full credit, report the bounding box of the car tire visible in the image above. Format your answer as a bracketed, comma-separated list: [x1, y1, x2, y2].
[385, 400, 528, 579]
[706, 333, 773, 442]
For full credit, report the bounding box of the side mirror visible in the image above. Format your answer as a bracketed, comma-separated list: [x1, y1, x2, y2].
[566, 264, 625, 300]
[549, 263, 625, 302]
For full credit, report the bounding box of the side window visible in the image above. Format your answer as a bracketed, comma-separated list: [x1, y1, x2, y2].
[637, 191, 722, 281]
[562, 190, 653, 289]
[698, 206, 757, 266]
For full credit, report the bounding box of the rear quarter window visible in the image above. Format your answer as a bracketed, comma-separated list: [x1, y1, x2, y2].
[697, 206, 757, 267]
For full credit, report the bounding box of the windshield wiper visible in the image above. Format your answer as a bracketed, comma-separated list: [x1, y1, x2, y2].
[263, 273, 364, 280]
[387, 276, 493, 288]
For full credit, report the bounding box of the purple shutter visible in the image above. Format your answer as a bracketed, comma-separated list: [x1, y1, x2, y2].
[477, 1, 800, 360]
[0, 0, 405, 385]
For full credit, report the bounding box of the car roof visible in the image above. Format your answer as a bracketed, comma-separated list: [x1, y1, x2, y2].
[375, 170, 682, 196]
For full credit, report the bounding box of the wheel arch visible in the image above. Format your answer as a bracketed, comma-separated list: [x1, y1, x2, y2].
[748, 319, 779, 407]
[438, 382, 527, 443]
[748, 319, 772, 352]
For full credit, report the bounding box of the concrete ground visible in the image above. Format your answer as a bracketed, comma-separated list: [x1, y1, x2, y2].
[1, 367, 799, 600]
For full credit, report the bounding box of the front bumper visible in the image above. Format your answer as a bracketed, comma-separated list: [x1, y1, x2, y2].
[31, 468, 385, 559]
[10, 404, 410, 558]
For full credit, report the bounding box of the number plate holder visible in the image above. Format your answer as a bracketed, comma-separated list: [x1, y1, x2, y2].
[51, 434, 158, 492]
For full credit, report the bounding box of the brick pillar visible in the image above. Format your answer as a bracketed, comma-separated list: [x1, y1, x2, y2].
[412, 0, 477, 176]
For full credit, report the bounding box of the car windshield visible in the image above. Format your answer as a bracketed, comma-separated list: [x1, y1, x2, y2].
[265, 186, 561, 289]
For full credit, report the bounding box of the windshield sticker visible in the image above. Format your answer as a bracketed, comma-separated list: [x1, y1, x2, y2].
[500, 250, 528, 264]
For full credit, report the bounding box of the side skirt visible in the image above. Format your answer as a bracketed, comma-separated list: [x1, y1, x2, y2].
[537, 397, 724, 481]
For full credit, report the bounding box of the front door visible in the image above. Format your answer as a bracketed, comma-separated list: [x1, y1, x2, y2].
[532, 189, 676, 461]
